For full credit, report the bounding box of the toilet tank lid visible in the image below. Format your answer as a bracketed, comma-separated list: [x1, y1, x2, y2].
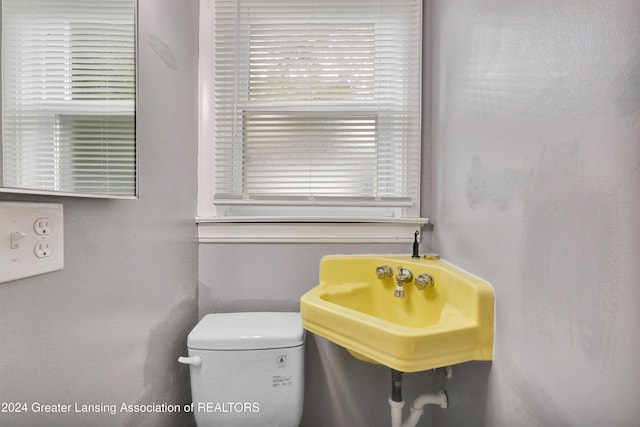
[187, 312, 305, 350]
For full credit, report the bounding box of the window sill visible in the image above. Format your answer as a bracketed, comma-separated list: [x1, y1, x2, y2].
[196, 217, 430, 243]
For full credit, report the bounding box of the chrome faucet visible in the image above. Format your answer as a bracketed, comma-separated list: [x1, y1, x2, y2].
[396, 267, 413, 283]
[394, 267, 413, 298]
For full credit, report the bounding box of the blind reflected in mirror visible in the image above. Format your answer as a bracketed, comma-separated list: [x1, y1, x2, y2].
[1, 0, 137, 198]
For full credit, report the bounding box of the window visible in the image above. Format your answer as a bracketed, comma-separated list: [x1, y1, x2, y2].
[1, 0, 136, 197]
[198, 0, 426, 241]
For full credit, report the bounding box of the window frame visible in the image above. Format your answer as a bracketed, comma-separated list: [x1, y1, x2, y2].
[197, 0, 428, 242]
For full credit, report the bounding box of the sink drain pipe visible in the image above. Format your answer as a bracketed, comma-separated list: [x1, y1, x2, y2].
[389, 369, 449, 427]
[390, 370, 405, 427]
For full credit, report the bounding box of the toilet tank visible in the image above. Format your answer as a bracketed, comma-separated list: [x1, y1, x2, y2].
[185, 312, 305, 427]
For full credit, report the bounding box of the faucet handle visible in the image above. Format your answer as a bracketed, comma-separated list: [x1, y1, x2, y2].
[415, 273, 434, 290]
[375, 265, 393, 279]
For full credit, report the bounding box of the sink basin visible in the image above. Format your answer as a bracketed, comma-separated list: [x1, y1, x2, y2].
[300, 255, 494, 372]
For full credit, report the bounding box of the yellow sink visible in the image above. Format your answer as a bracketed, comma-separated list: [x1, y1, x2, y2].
[300, 255, 494, 372]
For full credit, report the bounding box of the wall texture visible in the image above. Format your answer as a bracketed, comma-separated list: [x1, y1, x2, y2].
[0, 1, 199, 426]
[431, 0, 640, 426]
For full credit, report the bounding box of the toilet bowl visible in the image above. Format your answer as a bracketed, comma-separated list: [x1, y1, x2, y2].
[179, 312, 305, 427]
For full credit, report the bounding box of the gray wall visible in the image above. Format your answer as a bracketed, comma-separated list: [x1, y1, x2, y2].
[0, 1, 199, 426]
[431, 0, 640, 426]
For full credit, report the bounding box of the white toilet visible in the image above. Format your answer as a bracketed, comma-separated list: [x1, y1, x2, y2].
[179, 312, 305, 427]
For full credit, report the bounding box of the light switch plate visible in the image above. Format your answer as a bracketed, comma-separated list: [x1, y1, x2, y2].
[0, 202, 64, 284]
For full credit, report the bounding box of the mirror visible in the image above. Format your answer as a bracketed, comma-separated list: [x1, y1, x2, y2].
[0, 0, 137, 198]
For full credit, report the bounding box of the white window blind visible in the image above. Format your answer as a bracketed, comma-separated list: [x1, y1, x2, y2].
[203, 0, 422, 218]
[1, 0, 136, 196]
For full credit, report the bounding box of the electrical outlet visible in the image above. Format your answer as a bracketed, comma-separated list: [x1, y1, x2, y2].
[34, 240, 53, 258]
[0, 202, 64, 283]
[34, 218, 52, 235]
